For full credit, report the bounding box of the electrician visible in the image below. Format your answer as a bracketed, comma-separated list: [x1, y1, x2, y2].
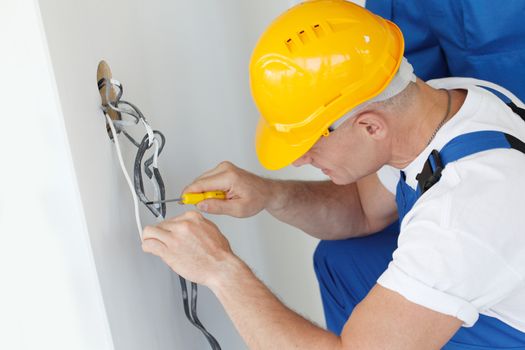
[142, 1, 525, 349]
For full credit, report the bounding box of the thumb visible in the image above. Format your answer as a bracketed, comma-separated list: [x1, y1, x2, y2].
[197, 198, 235, 215]
[142, 238, 168, 257]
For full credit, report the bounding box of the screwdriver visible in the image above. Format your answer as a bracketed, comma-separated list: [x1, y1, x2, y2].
[145, 191, 226, 205]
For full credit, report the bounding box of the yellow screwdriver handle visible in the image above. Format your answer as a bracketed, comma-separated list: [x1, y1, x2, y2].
[181, 191, 226, 205]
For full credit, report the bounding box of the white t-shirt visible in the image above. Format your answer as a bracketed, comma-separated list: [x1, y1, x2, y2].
[376, 78, 525, 332]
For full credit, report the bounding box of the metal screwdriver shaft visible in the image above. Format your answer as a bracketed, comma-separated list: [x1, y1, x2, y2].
[145, 198, 183, 205]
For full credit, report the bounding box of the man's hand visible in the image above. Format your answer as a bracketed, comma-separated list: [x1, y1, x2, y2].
[141, 211, 235, 286]
[141, 213, 462, 350]
[183, 161, 272, 218]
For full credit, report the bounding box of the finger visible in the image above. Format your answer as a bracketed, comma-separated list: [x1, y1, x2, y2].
[183, 162, 236, 194]
[182, 162, 227, 192]
[142, 225, 171, 244]
[157, 220, 176, 232]
[157, 218, 188, 234]
[142, 238, 168, 257]
[182, 171, 233, 196]
[180, 210, 204, 220]
[164, 211, 203, 225]
[157, 216, 187, 234]
[197, 198, 238, 216]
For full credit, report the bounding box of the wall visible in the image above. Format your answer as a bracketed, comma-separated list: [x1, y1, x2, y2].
[0, 0, 113, 349]
[31, 0, 328, 349]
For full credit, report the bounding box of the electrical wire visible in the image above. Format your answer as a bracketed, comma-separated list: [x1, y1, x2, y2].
[100, 78, 221, 349]
[105, 112, 144, 240]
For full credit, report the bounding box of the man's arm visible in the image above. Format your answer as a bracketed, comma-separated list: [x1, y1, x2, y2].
[266, 170, 398, 239]
[142, 212, 462, 350]
[183, 161, 398, 240]
[213, 257, 462, 350]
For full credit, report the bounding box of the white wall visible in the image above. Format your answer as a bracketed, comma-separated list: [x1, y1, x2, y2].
[24, 0, 328, 349]
[0, 0, 113, 349]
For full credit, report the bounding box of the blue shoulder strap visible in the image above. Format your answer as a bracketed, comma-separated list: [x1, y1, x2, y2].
[416, 131, 525, 194]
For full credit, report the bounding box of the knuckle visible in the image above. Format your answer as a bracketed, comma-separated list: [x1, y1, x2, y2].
[170, 238, 180, 249]
[219, 160, 233, 170]
[185, 210, 202, 220]
[178, 221, 193, 232]
[165, 235, 178, 248]
[228, 171, 240, 182]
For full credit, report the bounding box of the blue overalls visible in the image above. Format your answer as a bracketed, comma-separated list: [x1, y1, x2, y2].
[365, 0, 525, 102]
[314, 120, 525, 347]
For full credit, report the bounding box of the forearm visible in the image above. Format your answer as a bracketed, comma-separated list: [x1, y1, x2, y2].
[265, 179, 368, 240]
[209, 255, 342, 350]
[181, 162, 391, 239]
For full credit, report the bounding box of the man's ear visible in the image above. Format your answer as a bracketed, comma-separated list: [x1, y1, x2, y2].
[356, 113, 388, 140]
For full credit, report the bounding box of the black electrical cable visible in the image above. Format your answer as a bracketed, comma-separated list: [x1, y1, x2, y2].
[189, 282, 221, 348]
[133, 131, 167, 217]
[178, 276, 222, 349]
[133, 131, 221, 349]
[100, 77, 221, 349]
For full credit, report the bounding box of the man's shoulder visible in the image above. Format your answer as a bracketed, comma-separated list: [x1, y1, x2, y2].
[405, 147, 525, 244]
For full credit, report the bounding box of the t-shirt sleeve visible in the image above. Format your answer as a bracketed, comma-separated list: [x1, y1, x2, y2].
[377, 220, 521, 326]
[377, 152, 525, 326]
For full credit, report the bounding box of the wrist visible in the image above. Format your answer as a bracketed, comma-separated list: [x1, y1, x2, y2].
[208, 253, 251, 295]
[264, 179, 288, 213]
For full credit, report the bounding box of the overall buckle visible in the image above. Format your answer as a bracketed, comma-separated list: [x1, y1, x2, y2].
[416, 149, 443, 194]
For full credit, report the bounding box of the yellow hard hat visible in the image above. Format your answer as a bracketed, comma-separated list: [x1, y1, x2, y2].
[250, 0, 404, 170]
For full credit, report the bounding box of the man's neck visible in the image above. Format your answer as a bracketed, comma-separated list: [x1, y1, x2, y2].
[388, 80, 466, 169]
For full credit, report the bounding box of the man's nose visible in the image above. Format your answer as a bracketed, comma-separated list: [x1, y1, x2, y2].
[292, 153, 312, 167]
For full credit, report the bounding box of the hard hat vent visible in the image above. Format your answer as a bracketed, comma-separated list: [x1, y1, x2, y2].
[285, 38, 296, 53]
[283, 20, 356, 52]
[312, 24, 324, 38]
[285, 24, 324, 53]
[297, 30, 309, 44]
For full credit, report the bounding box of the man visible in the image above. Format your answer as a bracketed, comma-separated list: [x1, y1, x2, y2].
[142, 1, 525, 348]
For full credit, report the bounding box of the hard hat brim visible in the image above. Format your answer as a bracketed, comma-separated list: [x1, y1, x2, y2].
[255, 118, 318, 170]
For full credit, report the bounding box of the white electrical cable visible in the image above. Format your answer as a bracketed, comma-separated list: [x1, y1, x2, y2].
[105, 111, 166, 241]
[141, 118, 155, 146]
[152, 138, 160, 168]
[105, 113, 145, 240]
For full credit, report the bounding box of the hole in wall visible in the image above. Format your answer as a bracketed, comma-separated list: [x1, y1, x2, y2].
[97, 60, 121, 140]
